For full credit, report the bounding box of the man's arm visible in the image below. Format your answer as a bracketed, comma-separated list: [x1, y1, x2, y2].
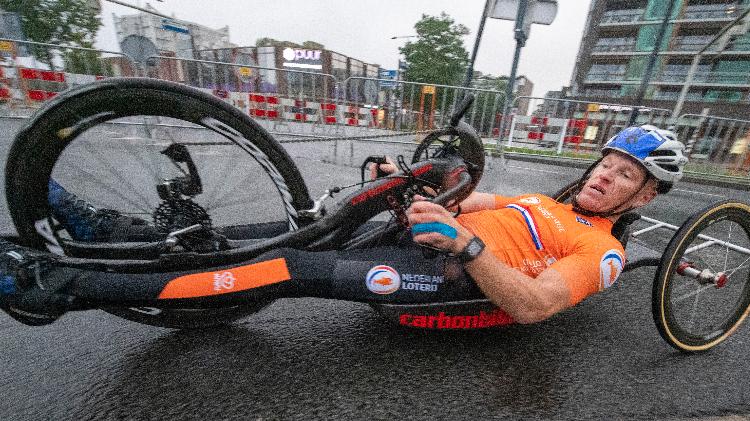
[462, 251, 572, 324]
[369, 159, 497, 213]
[407, 201, 572, 324]
[452, 192, 497, 213]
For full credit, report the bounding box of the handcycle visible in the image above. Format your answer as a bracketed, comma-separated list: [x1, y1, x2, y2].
[1, 78, 749, 354]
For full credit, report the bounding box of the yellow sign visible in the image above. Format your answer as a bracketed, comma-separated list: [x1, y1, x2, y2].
[238, 67, 252, 77]
[587, 104, 600, 112]
[0, 41, 14, 52]
[422, 85, 436, 95]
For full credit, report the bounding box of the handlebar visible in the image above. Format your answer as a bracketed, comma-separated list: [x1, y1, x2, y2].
[449, 94, 475, 127]
[431, 171, 472, 207]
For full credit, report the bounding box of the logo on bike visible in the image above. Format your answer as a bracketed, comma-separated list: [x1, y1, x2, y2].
[213, 271, 237, 291]
[365, 265, 401, 295]
[599, 250, 624, 289]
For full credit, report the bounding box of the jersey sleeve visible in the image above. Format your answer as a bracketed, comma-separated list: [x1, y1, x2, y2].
[493, 194, 516, 209]
[547, 231, 626, 306]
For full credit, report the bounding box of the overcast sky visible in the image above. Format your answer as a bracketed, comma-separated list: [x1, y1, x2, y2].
[95, 0, 593, 97]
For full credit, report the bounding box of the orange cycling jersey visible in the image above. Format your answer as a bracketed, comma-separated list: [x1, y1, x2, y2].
[456, 194, 625, 306]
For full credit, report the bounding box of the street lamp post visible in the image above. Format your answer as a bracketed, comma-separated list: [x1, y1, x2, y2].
[389, 35, 417, 131]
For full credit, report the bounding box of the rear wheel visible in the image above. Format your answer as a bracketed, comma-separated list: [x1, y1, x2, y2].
[6, 78, 313, 328]
[653, 200, 750, 352]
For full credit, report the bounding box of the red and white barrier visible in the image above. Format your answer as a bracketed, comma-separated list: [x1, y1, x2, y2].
[248, 93, 279, 119]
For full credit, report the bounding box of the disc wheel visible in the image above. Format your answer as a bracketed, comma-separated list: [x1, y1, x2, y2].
[653, 200, 750, 352]
[6, 78, 313, 329]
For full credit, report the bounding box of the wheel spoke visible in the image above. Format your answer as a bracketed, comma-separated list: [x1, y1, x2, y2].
[689, 283, 703, 331]
[723, 223, 733, 272]
[77, 139, 155, 210]
[725, 256, 750, 278]
[60, 164, 152, 214]
[672, 283, 715, 305]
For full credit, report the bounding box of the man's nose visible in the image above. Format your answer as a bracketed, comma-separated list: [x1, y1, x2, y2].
[597, 168, 615, 183]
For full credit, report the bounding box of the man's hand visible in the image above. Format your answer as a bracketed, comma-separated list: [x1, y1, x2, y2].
[368, 156, 398, 179]
[406, 200, 474, 254]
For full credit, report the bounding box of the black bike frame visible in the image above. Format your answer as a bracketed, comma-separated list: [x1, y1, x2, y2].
[37, 155, 484, 311]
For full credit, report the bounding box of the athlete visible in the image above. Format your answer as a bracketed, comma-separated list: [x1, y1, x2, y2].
[0, 125, 686, 327]
[377, 124, 687, 324]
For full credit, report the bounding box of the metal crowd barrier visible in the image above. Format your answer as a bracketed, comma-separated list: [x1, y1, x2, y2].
[0, 38, 136, 116]
[0, 37, 747, 182]
[674, 114, 750, 178]
[340, 76, 506, 138]
[504, 96, 672, 154]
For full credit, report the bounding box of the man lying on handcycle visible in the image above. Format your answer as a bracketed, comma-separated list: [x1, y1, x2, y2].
[383, 124, 687, 323]
[0, 124, 687, 327]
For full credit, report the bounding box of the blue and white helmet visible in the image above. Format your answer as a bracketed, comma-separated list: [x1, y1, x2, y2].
[602, 125, 688, 183]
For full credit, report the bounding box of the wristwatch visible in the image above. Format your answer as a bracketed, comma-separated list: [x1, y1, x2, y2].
[458, 236, 485, 263]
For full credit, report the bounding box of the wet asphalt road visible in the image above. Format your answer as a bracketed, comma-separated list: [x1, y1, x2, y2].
[0, 117, 749, 420]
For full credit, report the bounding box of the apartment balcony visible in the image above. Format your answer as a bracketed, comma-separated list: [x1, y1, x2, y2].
[591, 42, 637, 53]
[600, 9, 645, 25]
[681, 4, 742, 21]
[672, 37, 719, 52]
[651, 91, 704, 101]
[584, 72, 627, 83]
[584, 71, 750, 88]
[601, 5, 740, 28]
[656, 72, 750, 87]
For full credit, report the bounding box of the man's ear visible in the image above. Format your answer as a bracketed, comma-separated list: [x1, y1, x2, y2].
[633, 180, 658, 208]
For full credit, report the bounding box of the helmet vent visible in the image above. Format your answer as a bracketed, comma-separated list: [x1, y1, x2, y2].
[651, 150, 676, 157]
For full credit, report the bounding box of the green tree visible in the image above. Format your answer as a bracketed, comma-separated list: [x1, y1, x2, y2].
[399, 12, 470, 86]
[0, 0, 102, 64]
[64, 48, 112, 75]
[0, 0, 101, 46]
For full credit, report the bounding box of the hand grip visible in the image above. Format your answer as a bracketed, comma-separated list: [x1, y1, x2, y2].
[450, 94, 475, 127]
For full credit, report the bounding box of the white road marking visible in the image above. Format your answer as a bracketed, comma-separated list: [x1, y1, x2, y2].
[674, 188, 727, 198]
[506, 164, 568, 175]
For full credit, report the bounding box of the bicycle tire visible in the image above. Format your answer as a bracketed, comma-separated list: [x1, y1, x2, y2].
[652, 200, 750, 352]
[6, 78, 313, 329]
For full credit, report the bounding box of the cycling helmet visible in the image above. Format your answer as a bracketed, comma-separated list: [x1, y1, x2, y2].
[571, 125, 688, 217]
[602, 125, 687, 184]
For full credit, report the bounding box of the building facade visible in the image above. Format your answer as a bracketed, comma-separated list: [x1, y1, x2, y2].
[113, 5, 235, 59]
[191, 45, 381, 103]
[569, 0, 750, 119]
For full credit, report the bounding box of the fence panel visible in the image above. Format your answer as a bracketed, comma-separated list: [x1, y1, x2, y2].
[0, 38, 136, 116]
[505, 96, 672, 156]
[340, 76, 506, 139]
[674, 114, 750, 177]
[143, 55, 341, 136]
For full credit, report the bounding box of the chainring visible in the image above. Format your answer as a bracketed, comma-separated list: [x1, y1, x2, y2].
[153, 199, 212, 233]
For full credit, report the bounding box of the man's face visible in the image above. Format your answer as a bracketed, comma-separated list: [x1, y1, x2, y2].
[575, 151, 657, 215]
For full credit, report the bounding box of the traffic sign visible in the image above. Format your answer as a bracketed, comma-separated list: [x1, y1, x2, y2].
[0, 41, 14, 52]
[422, 85, 436, 95]
[379, 69, 398, 89]
[162, 19, 190, 34]
[237, 66, 253, 80]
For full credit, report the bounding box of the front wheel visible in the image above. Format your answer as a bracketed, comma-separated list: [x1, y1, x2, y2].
[652, 200, 750, 352]
[6, 78, 313, 328]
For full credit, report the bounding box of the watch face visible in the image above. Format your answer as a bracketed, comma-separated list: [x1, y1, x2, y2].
[461, 237, 484, 262]
[467, 241, 482, 256]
